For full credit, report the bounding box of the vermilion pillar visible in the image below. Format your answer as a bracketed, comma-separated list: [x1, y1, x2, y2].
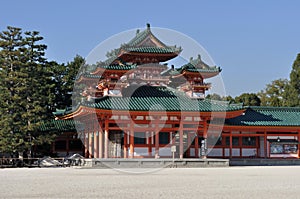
[104, 118, 109, 158]
[229, 131, 232, 158]
[94, 130, 99, 158]
[297, 131, 300, 158]
[155, 131, 159, 158]
[195, 133, 199, 158]
[179, 121, 183, 159]
[93, 122, 98, 158]
[203, 118, 208, 159]
[148, 132, 152, 157]
[264, 131, 267, 158]
[123, 131, 127, 158]
[129, 130, 134, 158]
[99, 129, 103, 158]
[89, 131, 93, 158]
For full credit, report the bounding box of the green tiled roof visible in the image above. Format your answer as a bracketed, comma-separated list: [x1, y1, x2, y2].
[225, 106, 300, 126]
[82, 85, 243, 112]
[82, 73, 101, 79]
[124, 24, 182, 54]
[100, 64, 137, 70]
[127, 24, 166, 47]
[40, 119, 83, 132]
[178, 62, 221, 74]
[53, 107, 73, 117]
[124, 47, 180, 54]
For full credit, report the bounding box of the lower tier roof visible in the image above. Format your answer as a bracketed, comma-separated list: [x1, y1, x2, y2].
[225, 106, 300, 126]
[81, 85, 243, 112]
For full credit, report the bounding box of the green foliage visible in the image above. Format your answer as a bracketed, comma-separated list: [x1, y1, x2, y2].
[51, 55, 84, 109]
[258, 79, 289, 107]
[286, 53, 300, 106]
[206, 93, 222, 101]
[290, 53, 300, 93]
[235, 93, 261, 106]
[0, 26, 56, 154]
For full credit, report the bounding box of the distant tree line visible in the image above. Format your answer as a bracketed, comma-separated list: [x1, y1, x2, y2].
[207, 53, 300, 107]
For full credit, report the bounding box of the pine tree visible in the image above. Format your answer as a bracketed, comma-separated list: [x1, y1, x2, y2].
[258, 79, 288, 107]
[287, 53, 300, 106]
[235, 93, 261, 106]
[0, 27, 56, 156]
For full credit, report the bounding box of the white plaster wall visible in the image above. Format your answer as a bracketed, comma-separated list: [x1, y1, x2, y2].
[224, 148, 240, 157]
[270, 154, 298, 158]
[134, 148, 148, 156]
[159, 147, 172, 156]
[232, 149, 240, 156]
[225, 148, 229, 157]
[208, 148, 222, 157]
[242, 148, 256, 157]
[152, 148, 156, 156]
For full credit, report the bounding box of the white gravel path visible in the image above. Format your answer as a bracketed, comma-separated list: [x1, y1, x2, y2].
[0, 166, 300, 198]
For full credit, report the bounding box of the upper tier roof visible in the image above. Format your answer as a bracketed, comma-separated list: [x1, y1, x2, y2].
[176, 55, 221, 79]
[103, 24, 182, 64]
[226, 106, 300, 126]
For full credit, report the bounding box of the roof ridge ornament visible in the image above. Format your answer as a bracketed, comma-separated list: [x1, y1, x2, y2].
[146, 23, 150, 30]
[198, 54, 201, 60]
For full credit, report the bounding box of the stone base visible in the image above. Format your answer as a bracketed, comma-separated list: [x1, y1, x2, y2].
[80, 158, 229, 168]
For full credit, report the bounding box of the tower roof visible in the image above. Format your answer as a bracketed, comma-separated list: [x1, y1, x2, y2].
[177, 55, 221, 79]
[104, 24, 182, 64]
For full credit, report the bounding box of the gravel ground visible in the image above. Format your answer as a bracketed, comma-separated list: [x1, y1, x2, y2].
[0, 166, 300, 199]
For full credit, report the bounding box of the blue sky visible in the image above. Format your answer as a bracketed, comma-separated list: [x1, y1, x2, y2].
[1, 0, 300, 97]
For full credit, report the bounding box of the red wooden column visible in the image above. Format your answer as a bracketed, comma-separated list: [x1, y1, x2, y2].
[94, 130, 99, 158]
[195, 132, 199, 158]
[155, 117, 160, 158]
[123, 131, 127, 158]
[298, 131, 300, 159]
[89, 131, 93, 158]
[104, 118, 109, 158]
[179, 120, 183, 159]
[129, 131, 134, 158]
[203, 118, 208, 159]
[148, 132, 152, 157]
[229, 130, 232, 158]
[99, 121, 103, 158]
[264, 130, 267, 158]
[129, 119, 134, 158]
[83, 121, 90, 158]
[94, 122, 99, 158]
[155, 132, 159, 158]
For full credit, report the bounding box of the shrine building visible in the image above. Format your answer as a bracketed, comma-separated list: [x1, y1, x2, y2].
[54, 24, 300, 159]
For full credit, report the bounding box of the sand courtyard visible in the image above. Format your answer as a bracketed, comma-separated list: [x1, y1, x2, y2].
[0, 166, 300, 198]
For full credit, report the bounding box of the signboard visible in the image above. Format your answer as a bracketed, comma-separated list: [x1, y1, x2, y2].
[171, 145, 176, 152]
